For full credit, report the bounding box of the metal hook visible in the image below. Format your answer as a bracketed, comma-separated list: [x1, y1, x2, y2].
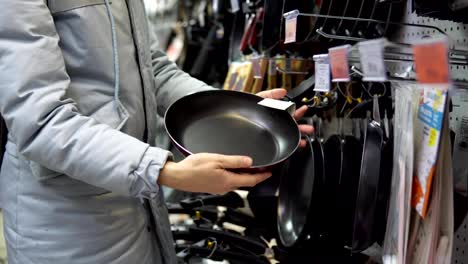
[364, 82, 387, 98]
[346, 82, 365, 103]
[316, 27, 366, 42]
[206, 238, 218, 259]
[296, 13, 447, 36]
[276, 66, 309, 75]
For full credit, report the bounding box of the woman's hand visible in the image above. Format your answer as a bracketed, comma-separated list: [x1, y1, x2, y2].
[158, 153, 272, 194]
[257, 88, 314, 147]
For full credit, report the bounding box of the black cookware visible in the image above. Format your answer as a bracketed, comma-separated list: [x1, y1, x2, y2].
[324, 120, 363, 246]
[373, 113, 394, 245]
[352, 96, 384, 252]
[340, 135, 363, 247]
[323, 132, 343, 241]
[277, 120, 325, 248]
[180, 191, 244, 210]
[164, 90, 300, 171]
[174, 226, 267, 255]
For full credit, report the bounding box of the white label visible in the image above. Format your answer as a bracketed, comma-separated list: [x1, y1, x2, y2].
[252, 56, 263, 79]
[268, 59, 277, 75]
[358, 39, 387, 82]
[283, 10, 299, 44]
[313, 54, 331, 92]
[284, 16, 297, 44]
[230, 0, 239, 12]
[258, 98, 296, 116]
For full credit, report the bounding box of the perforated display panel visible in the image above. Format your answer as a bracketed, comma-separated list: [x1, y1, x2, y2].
[388, 1, 468, 84]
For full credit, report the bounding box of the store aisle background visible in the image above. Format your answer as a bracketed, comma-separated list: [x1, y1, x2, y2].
[0, 211, 6, 263]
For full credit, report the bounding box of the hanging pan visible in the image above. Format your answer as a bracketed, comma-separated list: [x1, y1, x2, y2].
[324, 117, 363, 247]
[352, 93, 384, 252]
[277, 119, 325, 248]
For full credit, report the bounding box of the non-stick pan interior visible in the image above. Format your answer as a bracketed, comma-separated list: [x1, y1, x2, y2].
[165, 90, 300, 167]
[277, 137, 315, 247]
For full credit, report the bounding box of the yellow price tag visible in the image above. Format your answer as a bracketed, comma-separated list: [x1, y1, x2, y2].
[428, 128, 437, 147]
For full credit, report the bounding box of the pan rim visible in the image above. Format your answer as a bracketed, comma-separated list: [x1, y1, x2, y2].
[164, 89, 302, 169]
[277, 135, 315, 247]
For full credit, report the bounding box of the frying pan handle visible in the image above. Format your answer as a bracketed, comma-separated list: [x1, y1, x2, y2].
[188, 227, 267, 254]
[180, 191, 244, 210]
[167, 204, 219, 223]
[177, 245, 267, 264]
[284, 74, 315, 107]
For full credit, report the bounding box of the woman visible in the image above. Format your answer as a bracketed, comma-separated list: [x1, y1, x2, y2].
[0, 0, 312, 263]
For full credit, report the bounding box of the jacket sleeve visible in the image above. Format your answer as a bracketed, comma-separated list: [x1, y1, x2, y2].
[0, 0, 170, 197]
[149, 25, 214, 115]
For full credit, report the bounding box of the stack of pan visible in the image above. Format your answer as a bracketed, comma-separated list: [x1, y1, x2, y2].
[277, 111, 394, 255]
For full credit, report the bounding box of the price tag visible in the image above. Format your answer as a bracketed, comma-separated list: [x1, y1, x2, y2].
[230, 0, 240, 13]
[228, 72, 238, 90]
[358, 38, 387, 82]
[251, 56, 263, 79]
[283, 10, 299, 44]
[268, 58, 277, 75]
[313, 54, 331, 92]
[329, 45, 351, 82]
[258, 98, 296, 115]
[413, 38, 450, 84]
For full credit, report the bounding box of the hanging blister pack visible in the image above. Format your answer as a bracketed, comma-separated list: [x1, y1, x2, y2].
[383, 82, 419, 264]
[411, 38, 450, 218]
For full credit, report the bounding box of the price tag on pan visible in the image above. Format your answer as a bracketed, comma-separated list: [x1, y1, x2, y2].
[358, 38, 387, 82]
[313, 54, 331, 92]
[329, 45, 351, 82]
[283, 10, 299, 44]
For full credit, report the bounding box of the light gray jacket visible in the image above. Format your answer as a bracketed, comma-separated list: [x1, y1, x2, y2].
[0, 0, 209, 263]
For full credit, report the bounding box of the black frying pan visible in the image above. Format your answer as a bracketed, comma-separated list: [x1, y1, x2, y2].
[340, 135, 363, 247]
[277, 135, 325, 248]
[352, 120, 383, 252]
[165, 90, 301, 171]
[323, 133, 343, 240]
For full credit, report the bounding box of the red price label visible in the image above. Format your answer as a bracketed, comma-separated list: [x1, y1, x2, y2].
[413, 39, 449, 84]
[329, 45, 351, 82]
